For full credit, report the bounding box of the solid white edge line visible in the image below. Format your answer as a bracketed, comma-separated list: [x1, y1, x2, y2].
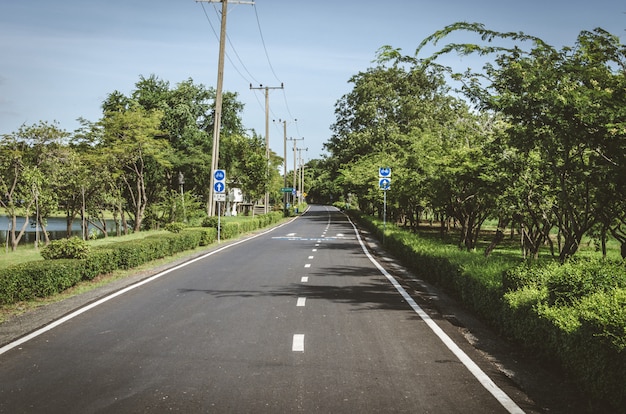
[0, 218, 298, 356]
[344, 212, 525, 414]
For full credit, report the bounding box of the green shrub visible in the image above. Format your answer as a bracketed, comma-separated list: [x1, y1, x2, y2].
[196, 228, 217, 246]
[165, 222, 186, 233]
[202, 216, 219, 228]
[41, 237, 90, 260]
[547, 258, 626, 306]
[221, 222, 241, 239]
[349, 210, 626, 410]
[0, 260, 83, 304]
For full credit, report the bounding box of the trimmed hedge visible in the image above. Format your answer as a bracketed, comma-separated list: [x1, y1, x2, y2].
[351, 211, 626, 411]
[0, 212, 285, 306]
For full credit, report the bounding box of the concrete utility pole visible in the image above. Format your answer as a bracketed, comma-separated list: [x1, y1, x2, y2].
[250, 83, 283, 213]
[288, 137, 304, 206]
[196, 0, 254, 216]
[297, 147, 308, 205]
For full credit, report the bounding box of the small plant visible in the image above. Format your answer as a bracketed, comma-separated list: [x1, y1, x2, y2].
[40, 237, 91, 260]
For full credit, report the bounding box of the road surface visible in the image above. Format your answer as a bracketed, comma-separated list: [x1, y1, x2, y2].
[0, 205, 536, 413]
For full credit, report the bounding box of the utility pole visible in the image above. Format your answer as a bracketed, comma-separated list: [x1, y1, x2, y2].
[250, 83, 283, 213]
[297, 147, 308, 205]
[282, 120, 288, 215]
[196, 0, 254, 216]
[288, 137, 304, 207]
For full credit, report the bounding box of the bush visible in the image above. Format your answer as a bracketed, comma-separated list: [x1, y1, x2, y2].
[547, 258, 626, 306]
[196, 228, 217, 246]
[349, 211, 626, 410]
[165, 222, 186, 233]
[202, 216, 219, 228]
[41, 237, 90, 260]
[0, 260, 84, 304]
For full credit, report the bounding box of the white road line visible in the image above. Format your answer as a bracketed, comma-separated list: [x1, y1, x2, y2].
[308, 256, 314, 259]
[344, 213, 525, 414]
[292, 334, 305, 352]
[304, 264, 311, 268]
[301, 276, 309, 283]
[296, 297, 306, 307]
[0, 218, 298, 356]
[312, 249, 317, 252]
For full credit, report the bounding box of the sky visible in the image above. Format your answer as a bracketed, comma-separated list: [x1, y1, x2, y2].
[1, 1, 624, 161]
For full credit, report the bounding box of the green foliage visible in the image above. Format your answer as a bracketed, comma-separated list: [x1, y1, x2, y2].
[546, 259, 626, 306]
[41, 237, 91, 260]
[354, 211, 626, 410]
[0, 260, 84, 304]
[164, 222, 186, 233]
[197, 228, 217, 246]
[202, 216, 219, 228]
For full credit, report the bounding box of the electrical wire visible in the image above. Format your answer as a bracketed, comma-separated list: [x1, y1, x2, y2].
[197, 2, 300, 132]
[210, 3, 261, 85]
[200, 3, 255, 86]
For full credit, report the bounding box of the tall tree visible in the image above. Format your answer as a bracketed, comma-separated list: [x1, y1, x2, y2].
[0, 122, 68, 250]
[100, 105, 171, 232]
[417, 23, 626, 260]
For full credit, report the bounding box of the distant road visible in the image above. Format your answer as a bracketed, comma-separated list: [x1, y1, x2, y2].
[0, 205, 534, 413]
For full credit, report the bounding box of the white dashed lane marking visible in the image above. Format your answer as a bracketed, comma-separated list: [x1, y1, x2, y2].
[292, 334, 305, 352]
[301, 276, 308, 283]
[296, 297, 306, 307]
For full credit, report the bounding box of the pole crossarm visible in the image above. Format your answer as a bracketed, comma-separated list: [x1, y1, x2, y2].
[196, 1, 254, 4]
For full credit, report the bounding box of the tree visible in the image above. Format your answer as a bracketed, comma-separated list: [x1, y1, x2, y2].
[417, 23, 626, 260]
[0, 122, 68, 250]
[100, 105, 171, 232]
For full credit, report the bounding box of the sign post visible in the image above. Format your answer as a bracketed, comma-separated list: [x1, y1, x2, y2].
[378, 168, 391, 241]
[214, 169, 226, 243]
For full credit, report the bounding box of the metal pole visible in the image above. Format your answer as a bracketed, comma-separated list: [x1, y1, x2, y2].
[383, 189, 387, 245]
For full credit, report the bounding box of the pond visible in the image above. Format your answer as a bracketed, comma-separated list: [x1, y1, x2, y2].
[0, 216, 117, 246]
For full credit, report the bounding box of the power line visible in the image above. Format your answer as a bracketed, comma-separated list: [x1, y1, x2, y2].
[200, 3, 256, 85]
[253, 4, 281, 84]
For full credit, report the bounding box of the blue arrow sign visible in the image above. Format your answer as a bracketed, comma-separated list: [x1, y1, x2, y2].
[214, 182, 225, 193]
[379, 167, 391, 178]
[379, 178, 391, 190]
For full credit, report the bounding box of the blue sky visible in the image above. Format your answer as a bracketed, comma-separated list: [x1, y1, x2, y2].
[1, 1, 624, 160]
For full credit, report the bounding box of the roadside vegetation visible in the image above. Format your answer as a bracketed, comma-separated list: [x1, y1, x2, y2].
[313, 23, 625, 412]
[348, 211, 625, 411]
[0, 213, 286, 323]
[1, 18, 624, 413]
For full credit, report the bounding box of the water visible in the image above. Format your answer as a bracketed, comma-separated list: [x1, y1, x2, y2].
[0, 216, 116, 246]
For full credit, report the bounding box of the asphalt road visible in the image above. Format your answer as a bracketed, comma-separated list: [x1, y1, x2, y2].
[0, 205, 538, 413]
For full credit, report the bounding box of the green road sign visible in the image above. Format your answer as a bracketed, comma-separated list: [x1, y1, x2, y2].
[281, 187, 294, 193]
